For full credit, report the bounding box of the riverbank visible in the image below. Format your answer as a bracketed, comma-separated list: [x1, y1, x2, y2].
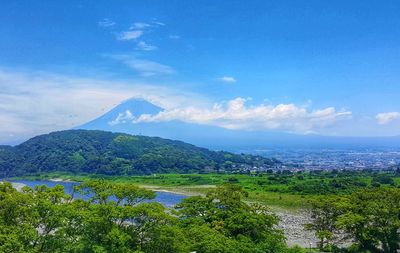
[10, 182, 26, 191]
[138, 184, 215, 197]
[143, 186, 319, 247]
[4, 178, 317, 247]
[7, 172, 319, 209]
[48, 178, 76, 182]
[7, 181, 314, 248]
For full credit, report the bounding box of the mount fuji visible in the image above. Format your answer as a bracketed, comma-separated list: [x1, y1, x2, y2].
[78, 98, 399, 151]
[79, 98, 263, 150]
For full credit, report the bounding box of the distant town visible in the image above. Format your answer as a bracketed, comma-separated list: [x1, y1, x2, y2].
[243, 147, 400, 171]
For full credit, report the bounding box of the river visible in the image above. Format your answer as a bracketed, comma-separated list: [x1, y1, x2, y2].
[5, 179, 321, 247]
[8, 180, 188, 207]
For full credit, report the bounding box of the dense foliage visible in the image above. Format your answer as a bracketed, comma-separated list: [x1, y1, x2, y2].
[0, 181, 293, 253]
[307, 187, 400, 253]
[0, 130, 279, 177]
[88, 169, 398, 194]
[1, 175, 399, 252]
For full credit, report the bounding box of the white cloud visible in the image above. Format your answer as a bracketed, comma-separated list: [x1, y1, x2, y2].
[110, 97, 352, 133]
[98, 18, 116, 28]
[117, 20, 165, 43]
[109, 110, 135, 126]
[117, 30, 143, 41]
[376, 112, 400, 124]
[218, 76, 236, 83]
[0, 69, 202, 144]
[153, 21, 165, 26]
[137, 41, 158, 51]
[0, 69, 357, 143]
[131, 22, 151, 29]
[112, 55, 175, 76]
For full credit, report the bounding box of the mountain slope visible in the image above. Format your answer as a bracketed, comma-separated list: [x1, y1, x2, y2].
[0, 130, 279, 177]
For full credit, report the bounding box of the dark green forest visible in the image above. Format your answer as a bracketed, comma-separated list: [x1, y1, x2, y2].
[0, 130, 279, 177]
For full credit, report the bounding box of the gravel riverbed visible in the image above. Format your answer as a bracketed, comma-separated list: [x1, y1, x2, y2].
[8, 182, 350, 248]
[275, 209, 317, 247]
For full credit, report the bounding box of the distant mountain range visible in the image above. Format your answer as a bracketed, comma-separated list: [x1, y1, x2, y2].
[0, 130, 279, 177]
[79, 98, 400, 151]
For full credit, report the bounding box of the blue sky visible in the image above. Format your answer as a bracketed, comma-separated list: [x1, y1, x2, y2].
[0, 0, 400, 143]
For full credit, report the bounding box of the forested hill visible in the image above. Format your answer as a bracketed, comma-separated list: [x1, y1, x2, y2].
[0, 130, 279, 177]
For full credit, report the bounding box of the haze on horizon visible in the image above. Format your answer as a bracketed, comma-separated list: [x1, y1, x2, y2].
[1, 1, 400, 144]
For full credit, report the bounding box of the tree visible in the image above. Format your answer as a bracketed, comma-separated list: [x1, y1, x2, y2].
[306, 195, 350, 250]
[1, 181, 297, 253]
[177, 184, 286, 253]
[0, 182, 78, 252]
[307, 187, 400, 253]
[336, 188, 400, 253]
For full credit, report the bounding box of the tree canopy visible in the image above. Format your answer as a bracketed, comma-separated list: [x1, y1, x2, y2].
[0, 130, 279, 177]
[0, 181, 290, 253]
[307, 187, 400, 253]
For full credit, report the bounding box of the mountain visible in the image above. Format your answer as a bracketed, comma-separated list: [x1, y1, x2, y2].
[78, 98, 301, 149]
[0, 130, 279, 177]
[79, 98, 234, 148]
[82, 98, 163, 130]
[79, 99, 400, 151]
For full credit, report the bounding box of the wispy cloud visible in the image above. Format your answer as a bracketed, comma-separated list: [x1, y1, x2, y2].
[112, 55, 175, 76]
[110, 97, 352, 133]
[376, 112, 400, 124]
[125, 59, 174, 76]
[98, 18, 116, 28]
[169, 35, 180, 39]
[131, 22, 151, 29]
[117, 30, 143, 41]
[218, 76, 237, 83]
[117, 20, 165, 48]
[153, 21, 165, 26]
[137, 41, 158, 51]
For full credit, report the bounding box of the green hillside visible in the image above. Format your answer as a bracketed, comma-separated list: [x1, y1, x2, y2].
[0, 130, 279, 177]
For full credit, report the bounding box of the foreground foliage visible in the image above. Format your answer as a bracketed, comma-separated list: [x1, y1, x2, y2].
[2, 177, 399, 252]
[307, 187, 400, 253]
[0, 181, 290, 253]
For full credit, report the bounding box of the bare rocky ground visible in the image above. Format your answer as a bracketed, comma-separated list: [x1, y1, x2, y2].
[9, 182, 26, 191]
[275, 209, 317, 248]
[276, 209, 353, 248]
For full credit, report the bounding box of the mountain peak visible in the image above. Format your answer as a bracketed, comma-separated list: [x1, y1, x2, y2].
[78, 98, 164, 130]
[112, 98, 164, 117]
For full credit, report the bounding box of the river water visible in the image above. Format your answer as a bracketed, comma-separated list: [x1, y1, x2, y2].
[4, 179, 323, 247]
[8, 180, 188, 207]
